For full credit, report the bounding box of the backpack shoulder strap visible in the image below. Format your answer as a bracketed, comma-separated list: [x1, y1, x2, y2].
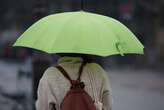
[56, 61, 87, 82]
[77, 61, 87, 81]
[56, 66, 72, 82]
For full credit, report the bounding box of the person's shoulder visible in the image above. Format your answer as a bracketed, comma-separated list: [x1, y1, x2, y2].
[87, 62, 105, 72]
[87, 62, 100, 67]
[42, 66, 59, 79]
[45, 66, 58, 72]
[87, 62, 107, 78]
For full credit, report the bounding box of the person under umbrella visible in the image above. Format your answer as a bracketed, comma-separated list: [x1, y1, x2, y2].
[35, 53, 112, 110]
[13, 11, 144, 110]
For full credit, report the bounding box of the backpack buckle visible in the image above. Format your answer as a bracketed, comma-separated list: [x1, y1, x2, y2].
[71, 80, 85, 89]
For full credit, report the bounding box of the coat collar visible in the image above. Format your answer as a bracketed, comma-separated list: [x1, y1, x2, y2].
[57, 56, 83, 65]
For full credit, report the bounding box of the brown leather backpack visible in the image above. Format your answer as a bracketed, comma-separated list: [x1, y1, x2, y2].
[56, 61, 98, 110]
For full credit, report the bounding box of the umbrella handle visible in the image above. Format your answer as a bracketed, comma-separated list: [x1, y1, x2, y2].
[81, 0, 84, 10]
[116, 42, 124, 56]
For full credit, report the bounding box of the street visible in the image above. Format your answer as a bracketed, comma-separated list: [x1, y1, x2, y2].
[108, 69, 164, 110]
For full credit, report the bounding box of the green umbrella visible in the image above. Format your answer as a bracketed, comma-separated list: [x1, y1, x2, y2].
[13, 11, 144, 57]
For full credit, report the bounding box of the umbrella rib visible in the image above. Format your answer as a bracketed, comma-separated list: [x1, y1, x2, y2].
[30, 20, 52, 52]
[50, 14, 76, 53]
[87, 15, 103, 52]
[91, 15, 127, 55]
[87, 14, 119, 54]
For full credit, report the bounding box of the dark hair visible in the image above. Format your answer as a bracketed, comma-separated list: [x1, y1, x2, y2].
[56, 53, 93, 63]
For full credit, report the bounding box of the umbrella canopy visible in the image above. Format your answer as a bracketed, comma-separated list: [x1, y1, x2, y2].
[13, 11, 144, 57]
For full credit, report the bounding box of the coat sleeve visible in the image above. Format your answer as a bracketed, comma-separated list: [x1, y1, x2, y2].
[92, 63, 113, 110]
[35, 70, 57, 110]
[102, 72, 112, 110]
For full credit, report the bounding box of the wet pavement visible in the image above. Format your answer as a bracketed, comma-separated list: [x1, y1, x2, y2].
[0, 59, 163, 110]
[108, 69, 164, 110]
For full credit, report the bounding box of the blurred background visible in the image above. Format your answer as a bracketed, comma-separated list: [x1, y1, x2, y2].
[0, 0, 163, 110]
